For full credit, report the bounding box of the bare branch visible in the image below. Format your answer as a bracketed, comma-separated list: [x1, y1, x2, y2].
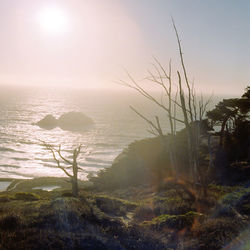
[118, 72, 171, 113]
[43, 143, 72, 178]
[177, 71, 190, 127]
[155, 116, 163, 137]
[173, 86, 178, 134]
[172, 18, 193, 122]
[56, 145, 73, 165]
[191, 80, 197, 121]
[153, 56, 170, 80]
[130, 106, 160, 134]
[147, 128, 159, 136]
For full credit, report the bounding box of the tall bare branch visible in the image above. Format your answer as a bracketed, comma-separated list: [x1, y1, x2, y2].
[172, 18, 194, 123]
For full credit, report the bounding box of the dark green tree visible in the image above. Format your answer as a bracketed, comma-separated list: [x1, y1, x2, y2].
[207, 87, 250, 146]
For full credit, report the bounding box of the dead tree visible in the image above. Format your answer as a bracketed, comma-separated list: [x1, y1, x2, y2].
[118, 19, 212, 187]
[118, 58, 181, 181]
[172, 19, 212, 185]
[43, 143, 82, 197]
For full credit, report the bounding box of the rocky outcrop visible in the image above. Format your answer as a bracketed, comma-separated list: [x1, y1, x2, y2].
[35, 114, 58, 130]
[57, 112, 93, 131]
[34, 112, 93, 131]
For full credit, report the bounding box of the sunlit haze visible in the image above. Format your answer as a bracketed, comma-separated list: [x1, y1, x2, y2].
[0, 0, 249, 94]
[0, 2, 249, 247]
[37, 6, 69, 34]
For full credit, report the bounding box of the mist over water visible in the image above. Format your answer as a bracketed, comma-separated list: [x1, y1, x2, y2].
[0, 86, 223, 180]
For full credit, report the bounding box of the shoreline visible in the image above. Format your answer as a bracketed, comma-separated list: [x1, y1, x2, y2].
[0, 177, 91, 192]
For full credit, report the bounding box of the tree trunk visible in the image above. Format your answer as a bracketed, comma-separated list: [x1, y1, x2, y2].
[220, 116, 230, 146]
[71, 176, 78, 197]
[72, 152, 79, 197]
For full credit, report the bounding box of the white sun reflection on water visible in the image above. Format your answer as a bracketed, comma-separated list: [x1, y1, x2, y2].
[0, 87, 157, 180]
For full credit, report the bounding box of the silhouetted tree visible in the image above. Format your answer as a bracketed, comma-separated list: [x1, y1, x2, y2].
[43, 143, 82, 197]
[118, 19, 211, 186]
[207, 86, 250, 146]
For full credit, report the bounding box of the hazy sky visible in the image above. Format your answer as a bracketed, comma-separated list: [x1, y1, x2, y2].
[0, 0, 249, 94]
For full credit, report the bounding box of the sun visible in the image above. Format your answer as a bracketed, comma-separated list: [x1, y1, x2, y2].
[38, 6, 69, 34]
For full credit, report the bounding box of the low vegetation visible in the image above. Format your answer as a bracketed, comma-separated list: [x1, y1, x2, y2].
[0, 180, 249, 249]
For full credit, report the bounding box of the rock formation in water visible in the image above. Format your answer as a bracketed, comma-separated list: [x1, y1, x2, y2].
[57, 112, 93, 131]
[35, 114, 58, 130]
[34, 112, 93, 131]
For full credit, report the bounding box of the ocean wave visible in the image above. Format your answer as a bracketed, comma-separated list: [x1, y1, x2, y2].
[91, 150, 120, 155]
[78, 162, 109, 168]
[0, 169, 33, 178]
[35, 157, 57, 163]
[0, 164, 20, 169]
[85, 157, 112, 164]
[12, 157, 30, 161]
[93, 142, 118, 147]
[0, 147, 25, 153]
[42, 163, 61, 168]
[17, 140, 35, 145]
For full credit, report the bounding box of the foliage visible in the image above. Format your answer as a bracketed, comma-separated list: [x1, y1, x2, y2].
[236, 191, 250, 215]
[13, 192, 40, 201]
[141, 211, 202, 230]
[0, 214, 22, 231]
[133, 205, 154, 222]
[207, 86, 250, 153]
[90, 134, 191, 190]
[193, 217, 245, 250]
[90, 137, 167, 190]
[0, 177, 249, 249]
[221, 187, 250, 207]
[92, 194, 137, 216]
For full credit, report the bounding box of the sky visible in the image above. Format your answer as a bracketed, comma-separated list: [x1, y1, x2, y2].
[0, 0, 249, 94]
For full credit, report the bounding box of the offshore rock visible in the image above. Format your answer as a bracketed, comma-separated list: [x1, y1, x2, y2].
[35, 112, 93, 131]
[58, 111, 93, 131]
[35, 114, 58, 130]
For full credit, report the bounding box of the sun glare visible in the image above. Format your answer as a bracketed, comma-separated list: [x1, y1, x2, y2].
[38, 6, 69, 34]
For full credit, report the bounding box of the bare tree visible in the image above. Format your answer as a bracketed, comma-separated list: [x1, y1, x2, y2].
[43, 142, 82, 197]
[119, 59, 181, 181]
[118, 19, 212, 187]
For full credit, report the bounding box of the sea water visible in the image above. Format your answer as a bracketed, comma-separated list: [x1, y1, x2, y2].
[0, 85, 223, 180]
[0, 86, 171, 180]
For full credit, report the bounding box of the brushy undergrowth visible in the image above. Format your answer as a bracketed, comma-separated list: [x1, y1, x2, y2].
[13, 192, 40, 201]
[192, 217, 246, 250]
[141, 211, 203, 230]
[91, 194, 137, 216]
[0, 179, 249, 249]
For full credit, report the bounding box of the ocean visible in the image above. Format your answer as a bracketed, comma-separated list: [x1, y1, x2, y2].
[0, 86, 171, 180]
[0, 85, 225, 180]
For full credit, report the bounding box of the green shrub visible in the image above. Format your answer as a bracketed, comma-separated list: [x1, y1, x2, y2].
[153, 195, 194, 215]
[221, 188, 250, 206]
[142, 211, 202, 230]
[133, 205, 154, 222]
[14, 192, 39, 201]
[0, 214, 22, 231]
[94, 195, 136, 216]
[193, 217, 245, 250]
[61, 192, 74, 197]
[0, 195, 10, 202]
[236, 191, 250, 215]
